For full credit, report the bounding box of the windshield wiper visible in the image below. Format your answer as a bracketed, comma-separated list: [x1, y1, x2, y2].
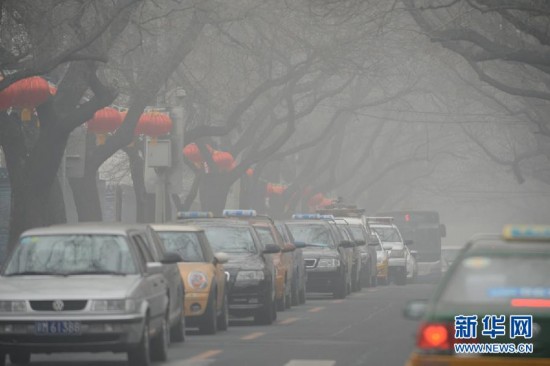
[4, 271, 65, 277]
[68, 270, 127, 276]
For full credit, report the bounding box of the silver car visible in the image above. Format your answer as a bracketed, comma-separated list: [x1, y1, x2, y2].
[0, 224, 177, 366]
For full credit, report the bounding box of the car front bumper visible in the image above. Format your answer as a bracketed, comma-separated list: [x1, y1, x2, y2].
[0, 314, 144, 353]
[227, 280, 270, 316]
[305, 269, 341, 293]
[184, 291, 209, 318]
[377, 262, 389, 278]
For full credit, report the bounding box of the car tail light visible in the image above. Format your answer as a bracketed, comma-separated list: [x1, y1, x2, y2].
[417, 322, 454, 350]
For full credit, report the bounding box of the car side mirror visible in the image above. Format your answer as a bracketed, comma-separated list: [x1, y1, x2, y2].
[339, 240, 353, 248]
[404, 240, 413, 246]
[404, 299, 428, 320]
[282, 243, 296, 252]
[146, 262, 164, 275]
[161, 252, 184, 264]
[440, 224, 447, 238]
[214, 252, 229, 264]
[293, 241, 306, 249]
[263, 244, 282, 254]
[354, 239, 366, 247]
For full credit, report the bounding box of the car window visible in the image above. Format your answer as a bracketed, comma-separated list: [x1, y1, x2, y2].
[255, 227, 277, 247]
[4, 235, 138, 275]
[372, 226, 402, 242]
[349, 225, 366, 241]
[133, 235, 154, 263]
[202, 226, 257, 254]
[286, 224, 335, 248]
[439, 254, 550, 305]
[337, 225, 351, 241]
[157, 231, 205, 262]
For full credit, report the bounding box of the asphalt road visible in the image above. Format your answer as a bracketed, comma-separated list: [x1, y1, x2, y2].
[27, 283, 435, 366]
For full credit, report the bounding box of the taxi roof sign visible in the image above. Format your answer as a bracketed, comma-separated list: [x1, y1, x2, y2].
[319, 214, 335, 220]
[292, 213, 321, 220]
[177, 211, 214, 219]
[223, 209, 257, 217]
[502, 225, 550, 241]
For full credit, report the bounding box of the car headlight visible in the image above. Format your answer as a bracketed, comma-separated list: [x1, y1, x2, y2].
[91, 299, 137, 312]
[390, 249, 405, 258]
[188, 271, 209, 290]
[317, 258, 340, 268]
[0, 301, 27, 312]
[236, 270, 265, 281]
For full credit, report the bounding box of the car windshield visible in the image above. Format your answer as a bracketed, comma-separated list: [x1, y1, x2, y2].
[442, 248, 461, 263]
[286, 224, 334, 248]
[157, 231, 205, 262]
[3, 235, 137, 276]
[203, 226, 257, 254]
[440, 254, 550, 305]
[372, 226, 401, 242]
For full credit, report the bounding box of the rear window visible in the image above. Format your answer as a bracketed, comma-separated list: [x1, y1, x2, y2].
[440, 254, 550, 305]
[202, 226, 257, 254]
[349, 225, 366, 241]
[372, 226, 402, 242]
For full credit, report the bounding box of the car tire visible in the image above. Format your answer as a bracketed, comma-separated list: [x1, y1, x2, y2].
[291, 280, 299, 306]
[9, 351, 30, 365]
[170, 308, 186, 343]
[299, 280, 306, 304]
[255, 284, 274, 325]
[333, 273, 347, 299]
[150, 314, 169, 362]
[199, 290, 217, 335]
[396, 268, 407, 286]
[217, 293, 229, 331]
[128, 318, 151, 366]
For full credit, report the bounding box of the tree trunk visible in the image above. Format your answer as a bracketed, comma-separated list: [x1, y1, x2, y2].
[69, 173, 103, 222]
[199, 173, 231, 215]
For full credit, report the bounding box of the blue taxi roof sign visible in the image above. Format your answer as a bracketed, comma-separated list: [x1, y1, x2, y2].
[502, 225, 550, 241]
[292, 213, 321, 220]
[177, 211, 214, 219]
[223, 209, 257, 217]
[319, 214, 335, 220]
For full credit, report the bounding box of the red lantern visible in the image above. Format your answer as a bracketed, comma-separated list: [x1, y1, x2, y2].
[183, 143, 203, 164]
[308, 193, 324, 207]
[212, 150, 235, 172]
[87, 107, 123, 145]
[135, 111, 172, 140]
[2, 77, 50, 121]
[246, 168, 254, 177]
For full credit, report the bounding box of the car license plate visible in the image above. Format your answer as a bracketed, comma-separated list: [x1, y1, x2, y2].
[34, 321, 81, 335]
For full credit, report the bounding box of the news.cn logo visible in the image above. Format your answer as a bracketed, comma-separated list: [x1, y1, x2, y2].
[453, 314, 534, 354]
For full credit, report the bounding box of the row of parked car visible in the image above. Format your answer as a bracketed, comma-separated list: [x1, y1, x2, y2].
[0, 208, 400, 366]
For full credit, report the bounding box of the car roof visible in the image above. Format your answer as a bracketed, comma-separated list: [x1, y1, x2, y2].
[20, 223, 146, 237]
[177, 218, 251, 227]
[285, 220, 332, 227]
[467, 236, 550, 255]
[150, 224, 203, 232]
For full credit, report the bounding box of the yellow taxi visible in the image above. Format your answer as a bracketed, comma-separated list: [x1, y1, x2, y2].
[223, 210, 296, 311]
[152, 224, 229, 335]
[404, 225, 550, 365]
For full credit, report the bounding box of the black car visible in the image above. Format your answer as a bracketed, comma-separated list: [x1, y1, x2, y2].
[285, 216, 354, 299]
[178, 216, 281, 325]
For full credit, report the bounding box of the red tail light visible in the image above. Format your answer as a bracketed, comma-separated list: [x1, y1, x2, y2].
[417, 322, 453, 350]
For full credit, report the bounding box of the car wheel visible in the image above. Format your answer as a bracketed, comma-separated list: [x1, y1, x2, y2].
[333, 273, 347, 299]
[217, 293, 229, 331]
[254, 284, 274, 325]
[291, 281, 299, 306]
[150, 314, 169, 362]
[285, 284, 292, 309]
[199, 291, 217, 335]
[128, 317, 151, 366]
[9, 351, 30, 365]
[396, 268, 407, 286]
[299, 280, 307, 304]
[170, 308, 186, 343]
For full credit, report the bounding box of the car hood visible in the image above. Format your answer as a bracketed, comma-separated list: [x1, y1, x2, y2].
[0, 275, 142, 300]
[383, 242, 404, 250]
[223, 253, 264, 271]
[301, 247, 339, 258]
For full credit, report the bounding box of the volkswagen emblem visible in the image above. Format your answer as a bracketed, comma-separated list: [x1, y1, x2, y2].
[52, 300, 64, 311]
